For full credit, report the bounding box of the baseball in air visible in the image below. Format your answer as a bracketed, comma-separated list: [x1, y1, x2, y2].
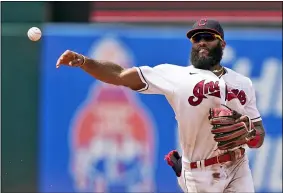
[27, 27, 42, 41]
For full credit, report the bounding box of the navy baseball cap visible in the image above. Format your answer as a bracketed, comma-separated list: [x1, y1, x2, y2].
[187, 19, 224, 40]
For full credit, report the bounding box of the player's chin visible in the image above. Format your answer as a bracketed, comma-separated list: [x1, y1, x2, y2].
[198, 52, 209, 58]
[193, 60, 212, 70]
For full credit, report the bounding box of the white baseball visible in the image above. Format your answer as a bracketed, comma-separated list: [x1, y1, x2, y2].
[27, 27, 42, 41]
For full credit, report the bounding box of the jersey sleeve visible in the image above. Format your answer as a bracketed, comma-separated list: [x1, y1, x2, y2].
[134, 64, 175, 96]
[245, 79, 262, 122]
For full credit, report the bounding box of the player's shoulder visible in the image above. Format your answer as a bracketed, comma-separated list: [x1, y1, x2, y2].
[139, 63, 188, 74]
[154, 63, 187, 71]
[225, 67, 253, 86]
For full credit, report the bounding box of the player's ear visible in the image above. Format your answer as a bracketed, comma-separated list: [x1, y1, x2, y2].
[221, 40, 226, 49]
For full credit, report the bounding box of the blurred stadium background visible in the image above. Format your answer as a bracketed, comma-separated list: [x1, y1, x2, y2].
[2, 1, 282, 193]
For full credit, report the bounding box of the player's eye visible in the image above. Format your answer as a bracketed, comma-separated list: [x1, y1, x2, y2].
[191, 33, 217, 43]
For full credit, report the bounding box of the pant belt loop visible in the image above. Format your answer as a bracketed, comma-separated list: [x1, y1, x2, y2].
[196, 160, 201, 169]
[200, 160, 206, 170]
[234, 148, 243, 160]
[216, 155, 220, 164]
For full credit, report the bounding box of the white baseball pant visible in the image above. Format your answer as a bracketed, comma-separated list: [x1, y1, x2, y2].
[177, 154, 255, 193]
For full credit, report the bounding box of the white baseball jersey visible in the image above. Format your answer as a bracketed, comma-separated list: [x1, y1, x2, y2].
[135, 64, 261, 163]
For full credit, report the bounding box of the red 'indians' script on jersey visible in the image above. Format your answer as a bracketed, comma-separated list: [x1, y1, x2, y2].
[188, 80, 247, 106]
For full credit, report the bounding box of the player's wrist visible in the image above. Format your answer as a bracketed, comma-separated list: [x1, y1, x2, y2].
[247, 129, 264, 148]
[78, 54, 86, 68]
[247, 134, 260, 148]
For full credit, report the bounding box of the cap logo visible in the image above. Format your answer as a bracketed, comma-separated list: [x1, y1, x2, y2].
[198, 19, 207, 26]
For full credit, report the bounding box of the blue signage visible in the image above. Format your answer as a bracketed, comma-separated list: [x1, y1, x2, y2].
[39, 24, 282, 193]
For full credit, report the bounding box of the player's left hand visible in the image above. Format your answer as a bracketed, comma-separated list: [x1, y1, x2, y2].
[208, 105, 256, 150]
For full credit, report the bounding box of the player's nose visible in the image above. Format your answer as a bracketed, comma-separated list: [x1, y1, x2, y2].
[198, 40, 208, 47]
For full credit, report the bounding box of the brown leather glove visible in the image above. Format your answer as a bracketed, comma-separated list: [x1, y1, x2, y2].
[209, 105, 256, 150]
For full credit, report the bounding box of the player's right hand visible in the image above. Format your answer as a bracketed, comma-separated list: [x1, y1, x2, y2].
[56, 50, 85, 69]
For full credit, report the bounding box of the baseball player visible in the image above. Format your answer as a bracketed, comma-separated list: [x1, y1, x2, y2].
[56, 19, 265, 193]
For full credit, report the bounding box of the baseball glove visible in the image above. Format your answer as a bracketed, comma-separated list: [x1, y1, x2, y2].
[208, 105, 256, 150]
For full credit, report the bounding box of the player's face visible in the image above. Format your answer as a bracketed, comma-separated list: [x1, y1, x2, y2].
[190, 32, 224, 70]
